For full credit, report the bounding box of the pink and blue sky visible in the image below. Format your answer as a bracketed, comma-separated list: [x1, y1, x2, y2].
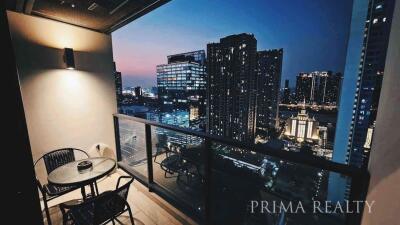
[112, 0, 353, 88]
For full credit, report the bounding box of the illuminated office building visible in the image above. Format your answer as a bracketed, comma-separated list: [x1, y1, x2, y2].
[157, 50, 207, 128]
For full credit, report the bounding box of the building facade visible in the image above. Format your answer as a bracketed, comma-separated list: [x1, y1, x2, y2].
[167, 50, 206, 65]
[207, 33, 257, 143]
[284, 109, 319, 143]
[345, 0, 395, 168]
[114, 62, 123, 109]
[295, 71, 342, 105]
[324, 73, 343, 105]
[282, 79, 291, 104]
[157, 50, 207, 129]
[256, 49, 283, 132]
[295, 72, 313, 104]
[329, 0, 395, 204]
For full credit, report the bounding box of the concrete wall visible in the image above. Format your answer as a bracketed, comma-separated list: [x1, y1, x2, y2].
[7, 11, 117, 180]
[361, 1, 400, 224]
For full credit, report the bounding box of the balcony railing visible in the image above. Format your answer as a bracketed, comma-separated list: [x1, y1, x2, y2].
[113, 113, 369, 225]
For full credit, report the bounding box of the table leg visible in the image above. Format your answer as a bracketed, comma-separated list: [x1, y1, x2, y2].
[90, 183, 96, 197]
[94, 181, 99, 195]
[81, 186, 87, 201]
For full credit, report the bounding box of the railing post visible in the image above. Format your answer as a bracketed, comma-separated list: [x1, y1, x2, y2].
[346, 171, 370, 225]
[145, 124, 154, 189]
[204, 137, 212, 225]
[113, 116, 122, 161]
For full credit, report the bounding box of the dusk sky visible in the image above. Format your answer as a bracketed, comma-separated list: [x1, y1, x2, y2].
[112, 0, 353, 88]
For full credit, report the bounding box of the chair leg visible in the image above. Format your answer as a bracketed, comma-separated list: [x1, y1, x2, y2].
[43, 196, 52, 225]
[114, 218, 124, 225]
[153, 152, 157, 162]
[127, 206, 135, 225]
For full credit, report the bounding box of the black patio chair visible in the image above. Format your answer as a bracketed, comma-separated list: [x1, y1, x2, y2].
[153, 144, 170, 163]
[60, 176, 135, 225]
[34, 148, 98, 225]
[181, 146, 205, 180]
[160, 154, 184, 179]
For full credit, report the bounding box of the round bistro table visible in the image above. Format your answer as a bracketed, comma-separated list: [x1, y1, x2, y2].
[48, 157, 116, 200]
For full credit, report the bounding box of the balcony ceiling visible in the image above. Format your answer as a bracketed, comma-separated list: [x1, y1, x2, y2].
[6, 0, 170, 33]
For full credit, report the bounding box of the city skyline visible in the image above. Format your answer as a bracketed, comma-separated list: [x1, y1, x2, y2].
[5, 0, 400, 224]
[114, 0, 395, 210]
[112, 0, 353, 88]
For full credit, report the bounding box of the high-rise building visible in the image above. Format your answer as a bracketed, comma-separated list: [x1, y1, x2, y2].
[329, 0, 395, 204]
[324, 73, 343, 105]
[282, 79, 291, 104]
[113, 62, 123, 109]
[157, 50, 207, 128]
[333, 0, 395, 168]
[295, 73, 313, 104]
[207, 33, 257, 143]
[346, 0, 395, 168]
[256, 49, 283, 131]
[295, 71, 342, 105]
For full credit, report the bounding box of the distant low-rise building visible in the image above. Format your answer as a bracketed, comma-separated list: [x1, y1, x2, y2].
[284, 109, 319, 143]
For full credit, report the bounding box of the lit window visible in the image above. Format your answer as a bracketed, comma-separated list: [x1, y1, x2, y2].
[291, 120, 297, 136]
[373, 18, 378, 24]
[383, 17, 387, 22]
[307, 121, 313, 138]
[298, 124, 306, 139]
[375, 4, 382, 9]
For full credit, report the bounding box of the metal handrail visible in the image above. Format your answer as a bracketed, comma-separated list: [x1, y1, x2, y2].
[113, 113, 370, 225]
[113, 113, 365, 177]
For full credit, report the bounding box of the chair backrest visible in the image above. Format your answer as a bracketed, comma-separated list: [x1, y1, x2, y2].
[34, 148, 89, 175]
[65, 176, 134, 225]
[94, 177, 133, 224]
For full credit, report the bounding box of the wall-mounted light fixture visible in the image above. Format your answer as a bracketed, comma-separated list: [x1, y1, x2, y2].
[64, 48, 75, 70]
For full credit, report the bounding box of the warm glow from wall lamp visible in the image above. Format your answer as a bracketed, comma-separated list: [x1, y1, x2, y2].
[64, 48, 75, 70]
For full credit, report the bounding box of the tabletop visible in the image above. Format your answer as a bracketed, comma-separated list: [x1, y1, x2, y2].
[48, 157, 116, 187]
